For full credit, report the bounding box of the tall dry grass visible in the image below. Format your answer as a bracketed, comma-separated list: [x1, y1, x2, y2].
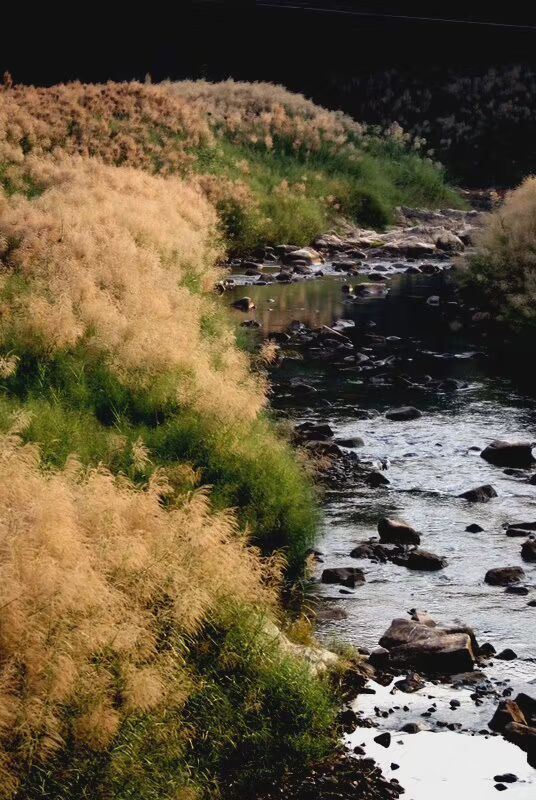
[0, 156, 264, 422]
[0, 81, 211, 173]
[166, 78, 366, 154]
[467, 176, 536, 330]
[0, 420, 277, 798]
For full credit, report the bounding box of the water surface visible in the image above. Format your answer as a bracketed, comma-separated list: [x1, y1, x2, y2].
[229, 267, 536, 793]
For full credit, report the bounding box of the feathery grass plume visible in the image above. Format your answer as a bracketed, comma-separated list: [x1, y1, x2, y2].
[166, 78, 367, 155]
[0, 81, 212, 175]
[465, 176, 536, 332]
[0, 156, 264, 422]
[0, 424, 277, 797]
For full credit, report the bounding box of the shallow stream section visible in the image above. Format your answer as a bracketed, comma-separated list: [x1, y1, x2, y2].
[228, 265, 536, 797]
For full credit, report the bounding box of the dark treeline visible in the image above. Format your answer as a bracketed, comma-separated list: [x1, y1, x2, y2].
[2, 2, 535, 186]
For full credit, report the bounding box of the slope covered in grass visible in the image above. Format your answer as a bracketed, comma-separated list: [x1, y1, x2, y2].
[0, 79, 462, 798]
[0, 152, 326, 799]
[1, 79, 464, 254]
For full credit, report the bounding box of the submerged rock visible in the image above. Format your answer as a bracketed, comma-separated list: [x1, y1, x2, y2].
[481, 440, 535, 468]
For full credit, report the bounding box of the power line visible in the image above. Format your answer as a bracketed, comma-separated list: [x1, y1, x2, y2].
[256, 3, 536, 32]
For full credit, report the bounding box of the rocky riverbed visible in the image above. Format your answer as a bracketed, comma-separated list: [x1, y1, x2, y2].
[227, 209, 536, 798]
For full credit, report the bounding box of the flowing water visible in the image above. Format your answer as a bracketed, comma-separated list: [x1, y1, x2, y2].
[228, 266, 536, 798]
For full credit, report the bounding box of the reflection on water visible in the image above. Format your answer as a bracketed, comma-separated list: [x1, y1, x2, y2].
[229, 275, 349, 332]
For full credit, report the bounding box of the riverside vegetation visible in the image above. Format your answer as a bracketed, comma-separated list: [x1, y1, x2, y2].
[464, 176, 536, 339]
[0, 77, 463, 799]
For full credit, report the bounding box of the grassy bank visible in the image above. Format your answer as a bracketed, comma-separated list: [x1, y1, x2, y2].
[463, 177, 536, 337]
[1, 79, 463, 255]
[0, 79, 461, 798]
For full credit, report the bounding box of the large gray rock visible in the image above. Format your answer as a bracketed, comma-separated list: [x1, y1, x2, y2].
[435, 230, 465, 252]
[378, 517, 420, 546]
[378, 617, 475, 674]
[481, 440, 535, 468]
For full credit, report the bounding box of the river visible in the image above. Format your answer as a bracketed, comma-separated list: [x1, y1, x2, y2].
[229, 263, 536, 798]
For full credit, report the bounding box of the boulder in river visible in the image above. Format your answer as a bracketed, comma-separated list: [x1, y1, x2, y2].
[335, 436, 365, 448]
[496, 648, 518, 661]
[394, 672, 426, 693]
[321, 567, 365, 588]
[466, 523, 484, 533]
[481, 440, 536, 468]
[516, 693, 536, 726]
[485, 566, 525, 586]
[521, 539, 536, 562]
[365, 470, 391, 487]
[378, 617, 475, 674]
[378, 517, 420, 546]
[295, 421, 334, 441]
[504, 723, 536, 768]
[400, 722, 424, 734]
[231, 296, 255, 311]
[385, 406, 422, 421]
[459, 484, 498, 502]
[393, 548, 447, 571]
[282, 246, 324, 266]
[374, 732, 391, 748]
[505, 585, 529, 595]
[506, 527, 532, 538]
[489, 700, 527, 733]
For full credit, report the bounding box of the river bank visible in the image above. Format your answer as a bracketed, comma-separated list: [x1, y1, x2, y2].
[228, 214, 536, 798]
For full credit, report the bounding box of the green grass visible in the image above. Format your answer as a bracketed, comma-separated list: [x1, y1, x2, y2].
[18, 608, 337, 800]
[190, 134, 465, 254]
[0, 347, 317, 571]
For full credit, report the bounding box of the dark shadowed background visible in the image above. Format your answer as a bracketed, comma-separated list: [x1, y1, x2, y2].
[3, 2, 536, 186]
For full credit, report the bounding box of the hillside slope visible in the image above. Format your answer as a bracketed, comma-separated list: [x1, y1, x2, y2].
[0, 79, 462, 799]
